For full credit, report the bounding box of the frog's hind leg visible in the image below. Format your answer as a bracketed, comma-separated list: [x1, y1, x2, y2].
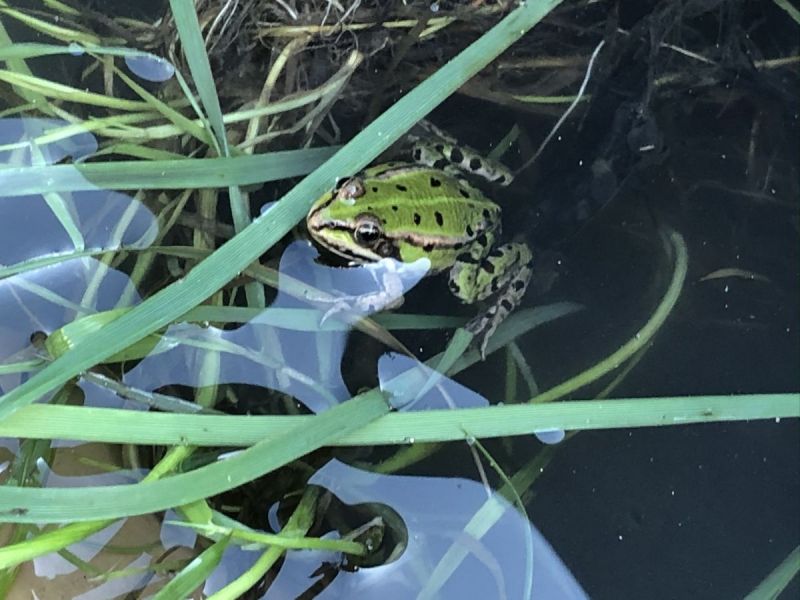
[449, 241, 533, 358]
[411, 139, 514, 187]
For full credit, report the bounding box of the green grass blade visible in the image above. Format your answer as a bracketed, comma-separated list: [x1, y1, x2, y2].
[114, 66, 214, 147]
[26, 141, 86, 250]
[0, 359, 45, 375]
[0, 249, 114, 279]
[0, 0, 563, 419]
[0, 19, 50, 110]
[2, 394, 797, 448]
[0, 392, 389, 524]
[152, 535, 229, 600]
[0, 3, 100, 45]
[0, 69, 149, 110]
[744, 545, 800, 600]
[169, 0, 267, 307]
[169, 0, 229, 155]
[207, 488, 319, 599]
[0, 521, 112, 569]
[94, 143, 190, 161]
[0, 41, 169, 61]
[175, 521, 364, 554]
[774, 0, 800, 25]
[0, 148, 338, 195]
[532, 229, 688, 403]
[0, 111, 160, 154]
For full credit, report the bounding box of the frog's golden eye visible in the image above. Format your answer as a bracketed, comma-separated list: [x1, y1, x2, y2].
[353, 214, 383, 246]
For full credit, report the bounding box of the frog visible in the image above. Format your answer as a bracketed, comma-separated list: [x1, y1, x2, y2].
[305, 120, 533, 358]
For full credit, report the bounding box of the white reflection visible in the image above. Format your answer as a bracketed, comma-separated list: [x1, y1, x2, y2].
[73, 554, 156, 600]
[161, 508, 197, 549]
[123, 241, 429, 413]
[0, 118, 97, 165]
[33, 521, 125, 579]
[255, 459, 588, 599]
[124, 52, 176, 82]
[379, 350, 570, 444]
[0, 259, 143, 395]
[534, 428, 567, 445]
[33, 460, 144, 579]
[378, 352, 488, 411]
[0, 118, 156, 395]
[0, 118, 157, 266]
[67, 42, 85, 57]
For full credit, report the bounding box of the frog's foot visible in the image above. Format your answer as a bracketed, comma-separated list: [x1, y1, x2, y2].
[314, 261, 406, 325]
[451, 242, 533, 358]
[318, 291, 405, 326]
[465, 264, 532, 358]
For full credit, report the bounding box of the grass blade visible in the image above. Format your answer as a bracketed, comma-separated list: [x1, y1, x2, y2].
[152, 535, 229, 600]
[744, 545, 800, 600]
[0, 148, 338, 195]
[0, 392, 389, 524]
[0, 69, 149, 110]
[2, 394, 797, 447]
[169, 0, 229, 154]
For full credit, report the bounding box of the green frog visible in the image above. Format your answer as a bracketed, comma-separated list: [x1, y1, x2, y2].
[306, 121, 533, 358]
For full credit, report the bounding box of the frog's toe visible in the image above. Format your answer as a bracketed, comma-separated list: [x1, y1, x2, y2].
[465, 309, 497, 360]
[319, 301, 353, 326]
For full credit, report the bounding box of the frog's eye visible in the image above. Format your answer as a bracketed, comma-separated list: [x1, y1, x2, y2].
[353, 215, 383, 246]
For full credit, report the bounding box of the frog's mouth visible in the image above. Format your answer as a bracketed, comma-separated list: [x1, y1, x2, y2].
[306, 222, 382, 263]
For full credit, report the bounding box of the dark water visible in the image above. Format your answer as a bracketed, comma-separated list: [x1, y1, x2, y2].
[442, 60, 800, 597]
[416, 84, 800, 597]
[396, 4, 800, 595]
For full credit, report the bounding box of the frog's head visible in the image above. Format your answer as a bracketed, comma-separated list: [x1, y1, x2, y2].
[306, 176, 396, 263]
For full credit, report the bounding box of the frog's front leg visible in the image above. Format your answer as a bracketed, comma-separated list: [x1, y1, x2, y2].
[448, 235, 533, 357]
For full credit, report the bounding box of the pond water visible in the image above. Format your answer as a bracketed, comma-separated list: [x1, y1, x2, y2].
[0, 1, 797, 599]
